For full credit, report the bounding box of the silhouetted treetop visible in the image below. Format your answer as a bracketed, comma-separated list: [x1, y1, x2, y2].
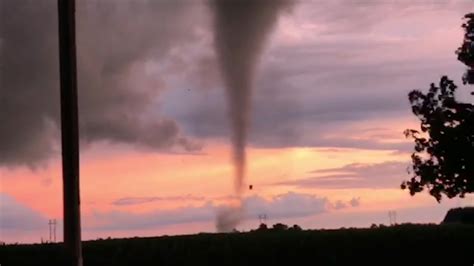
[272, 223, 289, 231]
[456, 13, 474, 85]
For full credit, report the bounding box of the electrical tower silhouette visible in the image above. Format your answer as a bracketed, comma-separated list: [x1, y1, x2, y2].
[388, 211, 397, 225]
[49, 219, 57, 242]
[258, 214, 268, 224]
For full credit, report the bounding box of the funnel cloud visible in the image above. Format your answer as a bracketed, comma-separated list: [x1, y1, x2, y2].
[209, 0, 292, 231]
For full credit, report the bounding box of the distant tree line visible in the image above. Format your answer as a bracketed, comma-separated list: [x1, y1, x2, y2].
[248, 223, 303, 232]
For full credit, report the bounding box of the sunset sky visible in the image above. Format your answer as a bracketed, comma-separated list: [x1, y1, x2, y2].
[1, 0, 474, 244]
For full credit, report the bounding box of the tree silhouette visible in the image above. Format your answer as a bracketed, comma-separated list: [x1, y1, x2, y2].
[402, 77, 474, 201]
[456, 13, 474, 85]
[290, 224, 302, 231]
[257, 223, 268, 231]
[402, 13, 474, 201]
[272, 223, 289, 231]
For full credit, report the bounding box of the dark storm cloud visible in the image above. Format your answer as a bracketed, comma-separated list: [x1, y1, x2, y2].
[274, 161, 410, 189]
[166, 0, 469, 151]
[0, 193, 48, 230]
[0, 0, 202, 167]
[2, 0, 470, 167]
[172, 79, 414, 151]
[0, 0, 61, 167]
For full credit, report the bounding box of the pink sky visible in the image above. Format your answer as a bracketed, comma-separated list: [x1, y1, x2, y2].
[1, 0, 474, 243]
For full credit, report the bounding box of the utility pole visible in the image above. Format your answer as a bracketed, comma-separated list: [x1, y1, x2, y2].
[57, 0, 82, 265]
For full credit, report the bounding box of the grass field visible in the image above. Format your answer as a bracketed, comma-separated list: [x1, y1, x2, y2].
[2, 224, 474, 266]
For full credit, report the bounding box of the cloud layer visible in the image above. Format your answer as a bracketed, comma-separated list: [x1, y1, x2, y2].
[0, 0, 203, 167]
[163, 0, 469, 152]
[0, 193, 47, 230]
[1, 1, 470, 166]
[275, 161, 410, 189]
[92, 192, 355, 231]
[112, 195, 206, 206]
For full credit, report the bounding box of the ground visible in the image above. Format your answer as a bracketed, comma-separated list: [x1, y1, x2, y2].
[2, 224, 474, 266]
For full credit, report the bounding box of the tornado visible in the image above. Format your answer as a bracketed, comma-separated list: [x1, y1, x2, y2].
[209, 0, 291, 231]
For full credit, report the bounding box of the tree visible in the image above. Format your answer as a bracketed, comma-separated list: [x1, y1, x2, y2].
[403, 77, 474, 201]
[456, 13, 474, 85]
[256, 223, 268, 231]
[272, 223, 289, 231]
[289, 224, 302, 231]
[403, 13, 474, 202]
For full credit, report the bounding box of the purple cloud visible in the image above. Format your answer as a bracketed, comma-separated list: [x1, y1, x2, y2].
[0, 193, 48, 230]
[274, 161, 410, 189]
[112, 195, 207, 206]
[89, 192, 352, 231]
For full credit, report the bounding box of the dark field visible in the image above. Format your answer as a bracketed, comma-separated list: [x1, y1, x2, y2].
[2, 224, 474, 266]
